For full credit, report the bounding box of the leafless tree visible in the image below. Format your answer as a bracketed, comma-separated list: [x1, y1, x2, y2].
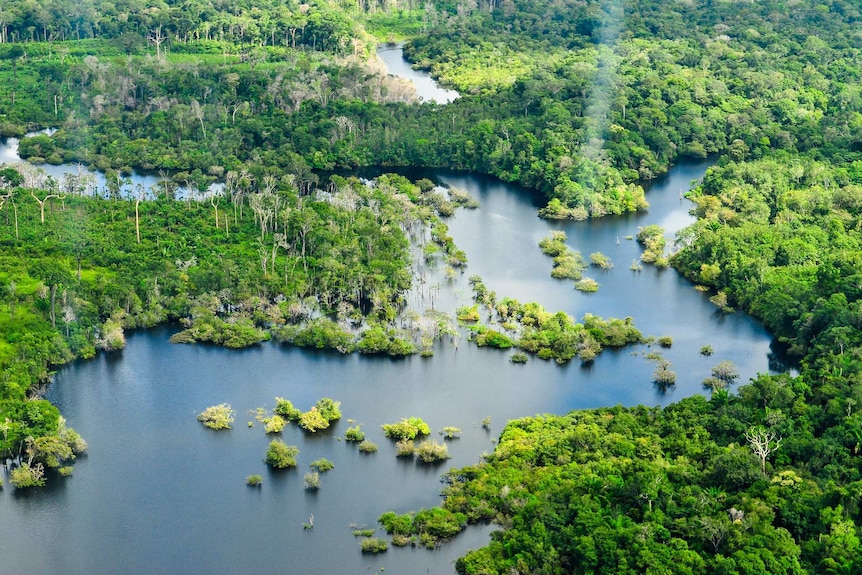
[148, 26, 167, 61]
[31, 190, 65, 224]
[745, 425, 782, 473]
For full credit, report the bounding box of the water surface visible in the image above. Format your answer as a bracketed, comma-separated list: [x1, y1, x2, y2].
[0, 159, 781, 575]
[0, 47, 782, 575]
[377, 43, 460, 104]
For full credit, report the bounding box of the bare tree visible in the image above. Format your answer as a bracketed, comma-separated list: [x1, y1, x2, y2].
[191, 99, 207, 141]
[148, 26, 167, 61]
[211, 193, 220, 229]
[135, 184, 145, 244]
[745, 425, 782, 473]
[31, 190, 64, 224]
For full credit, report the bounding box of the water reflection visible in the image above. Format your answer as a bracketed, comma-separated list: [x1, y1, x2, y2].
[376, 43, 460, 104]
[0, 131, 222, 200]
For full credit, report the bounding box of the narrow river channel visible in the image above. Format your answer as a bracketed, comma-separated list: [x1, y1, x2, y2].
[0, 47, 784, 575]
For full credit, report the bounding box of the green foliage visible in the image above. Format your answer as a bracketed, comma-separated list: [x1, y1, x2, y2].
[304, 471, 320, 490]
[359, 537, 388, 554]
[509, 353, 528, 364]
[653, 362, 677, 387]
[352, 528, 375, 537]
[171, 313, 269, 348]
[382, 417, 431, 440]
[395, 439, 415, 457]
[415, 440, 450, 463]
[344, 426, 365, 442]
[264, 440, 298, 469]
[658, 336, 673, 348]
[457, 304, 480, 322]
[313, 398, 341, 422]
[358, 440, 378, 453]
[263, 415, 286, 434]
[9, 463, 45, 489]
[379, 508, 466, 547]
[470, 326, 514, 349]
[440, 426, 461, 440]
[356, 325, 415, 356]
[197, 404, 235, 430]
[637, 225, 667, 264]
[574, 277, 599, 292]
[539, 232, 586, 279]
[310, 458, 334, 473]
[246, 475, 262, 487]
[710, 291, 734, 313]
[297, 398, 341, 432]
[276, 319, 355, 354]
[589, 252, 613, 269]
[298, 408, 330, 433]
[273, 398, 301, 421]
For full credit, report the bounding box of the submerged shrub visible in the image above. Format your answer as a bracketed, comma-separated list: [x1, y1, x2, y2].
[382, 417, 431, 440]
[246, 475, 262, 487]
[415, 440, 450, 463]
[299, 408, 329, 432]
[395, 439, 415, 457]
[589, 252, 614, 269]
[10, 463, 45, 489]
[265, 440, 299, 469]
[358, 440, 378, 453]
[197, 404, 235, 430]
[274, 397, 301, 421]
[310, 458, 334, 472]
[264, 415, 286, 434]
[360, 538, 388, 553]
[304, 472, 320, 490]
[575, 278, 599, 292]
[344, 426, 366, 442]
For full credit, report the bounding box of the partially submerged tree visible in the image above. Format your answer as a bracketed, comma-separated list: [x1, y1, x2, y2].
[197, 404, 235, 430]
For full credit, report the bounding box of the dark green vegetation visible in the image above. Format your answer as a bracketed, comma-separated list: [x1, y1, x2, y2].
[538, 231, 587, 280]
[381, 417, 431, 441]
[467, 276, 642, 364]
[0, 168, 447, 485]
[264, 439, 298, 469]
[359, 537, 388, 554]
[379, 507, 467, 549]
[2, 0, 862, 571]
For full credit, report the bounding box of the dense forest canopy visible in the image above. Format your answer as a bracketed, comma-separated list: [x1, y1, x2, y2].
[1, 0, 862, 572]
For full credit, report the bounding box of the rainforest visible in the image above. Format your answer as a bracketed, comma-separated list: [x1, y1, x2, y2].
[1, 0, 862, 573]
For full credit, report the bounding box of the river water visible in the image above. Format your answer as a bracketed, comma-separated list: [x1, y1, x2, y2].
[0, 48, 782, 575]
[376, 43, 460, 104]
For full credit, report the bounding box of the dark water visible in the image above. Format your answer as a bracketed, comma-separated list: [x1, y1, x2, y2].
[0, 158, 781, 575]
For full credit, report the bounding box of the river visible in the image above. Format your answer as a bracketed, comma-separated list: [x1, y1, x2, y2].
[0, 48, 783, 575]
[376, 43, 460, 104]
